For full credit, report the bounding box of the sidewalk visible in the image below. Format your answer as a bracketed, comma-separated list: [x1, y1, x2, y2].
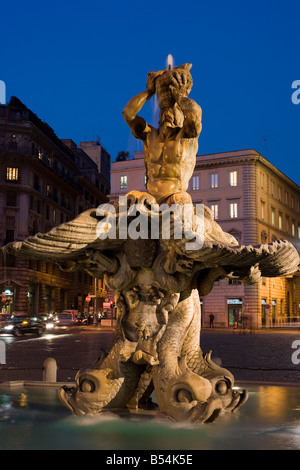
[79, 324, 300, 335]
[202, 326, 300, 334]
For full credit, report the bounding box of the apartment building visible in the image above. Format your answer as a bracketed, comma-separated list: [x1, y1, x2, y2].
[110, 149, 300, 328]
[0, 97, 111, 315]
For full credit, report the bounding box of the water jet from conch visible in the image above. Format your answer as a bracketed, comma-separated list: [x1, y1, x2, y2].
[167, 54, 174, 70]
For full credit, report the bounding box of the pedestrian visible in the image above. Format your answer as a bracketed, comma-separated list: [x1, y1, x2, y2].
[209, 314, 215, 328]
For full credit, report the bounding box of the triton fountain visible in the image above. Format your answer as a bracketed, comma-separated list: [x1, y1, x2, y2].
[4, 62, 299, 424]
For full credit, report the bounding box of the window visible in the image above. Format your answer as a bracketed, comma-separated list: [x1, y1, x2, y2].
[286, 216, 290, 233]
[5, 229, 15, 243]
[298, 225, 300, 239]
[211, 174, 218, 188]
[271, 208, 275, 226]
[229, 171, 237, 186]
[230, 202, 238, 218]
[9, 135, 18, 150]
[210, 204, 219, 220]
[192, 176, 200, 190]
[261, 201, 265, 220]
[6, 167, 19, 181]
[260, 172, 264, 188]
[46, 184, 52, 197]
[271, 180, 275, 196]
[120, 175, 127, 189]
[292, 221, 295, 236]
[6, 216, 15, 227]
[6, 192, 17, 207]
[285, 191, 289, 205]
[38, 148, 43, 160]
[53, 209, 56, 224]
[279, 213, 282, 230]
[278, 186, 282, 201]
[33, 175, 40, 191]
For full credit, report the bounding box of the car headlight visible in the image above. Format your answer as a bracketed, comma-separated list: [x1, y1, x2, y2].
[46, 323, 54, 329]
[4, 325, 14, 331]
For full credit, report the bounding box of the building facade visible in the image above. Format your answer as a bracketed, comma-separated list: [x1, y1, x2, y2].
[0, 97, 111, 315]
[110, 149, 300, 328]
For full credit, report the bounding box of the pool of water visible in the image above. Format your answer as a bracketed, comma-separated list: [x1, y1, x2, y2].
[0, 384, 300, 450]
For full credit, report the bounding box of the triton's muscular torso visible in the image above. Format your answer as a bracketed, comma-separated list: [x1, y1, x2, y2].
[144, 125, 198, 201]
[122, 65, 202, 203]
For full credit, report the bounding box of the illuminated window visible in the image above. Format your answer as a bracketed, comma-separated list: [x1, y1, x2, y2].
[271, 208, 275, 226]
[279, 213, 282, 230]
[298, 225, 300, 239]
[229, 171, 237, 186]
[6, 167, 19, 181]
[192, 176, 199, 190]
[292, 221, 295, 236]
[38, 148, 43, 160]
[211, 174, 218, 188]
[210, 204, 219, 220]
[261, 201, 265, 220]
[230, 202, 238, 218]
[120, 175, 127, 189]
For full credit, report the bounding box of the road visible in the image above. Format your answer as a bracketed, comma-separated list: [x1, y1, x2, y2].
[0, 326, 300, 385]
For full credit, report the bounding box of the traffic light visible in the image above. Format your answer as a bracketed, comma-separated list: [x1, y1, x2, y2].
[110, 301, 114, 308]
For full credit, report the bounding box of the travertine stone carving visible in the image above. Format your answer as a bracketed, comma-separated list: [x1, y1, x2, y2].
[4, 64, 299, 423]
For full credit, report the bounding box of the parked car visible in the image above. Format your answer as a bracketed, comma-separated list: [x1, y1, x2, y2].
[0, 316, 46, 337]
[74, 314, 88, 326]
[53, 312, 76, 327]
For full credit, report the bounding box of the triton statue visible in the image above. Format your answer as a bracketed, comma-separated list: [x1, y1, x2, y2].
[4, 63, 299, 423]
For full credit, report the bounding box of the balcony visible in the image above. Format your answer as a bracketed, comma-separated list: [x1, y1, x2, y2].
[0, 144, 81, 190]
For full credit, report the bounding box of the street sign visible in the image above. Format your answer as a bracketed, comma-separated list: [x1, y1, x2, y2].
[265, 304, 270, 310]
[103, 302, 111, 308]
[85, 296, 91, 302]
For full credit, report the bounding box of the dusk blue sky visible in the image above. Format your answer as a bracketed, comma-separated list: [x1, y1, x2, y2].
[1, 0, 300, 184]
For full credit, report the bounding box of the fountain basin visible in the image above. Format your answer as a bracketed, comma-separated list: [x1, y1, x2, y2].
[0, 382, 300, 450]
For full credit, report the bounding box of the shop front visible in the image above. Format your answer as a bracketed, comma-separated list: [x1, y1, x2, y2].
[227, 298, 243, 327]
[1, 288, 15, 314]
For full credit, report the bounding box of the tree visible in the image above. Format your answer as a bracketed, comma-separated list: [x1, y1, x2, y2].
[116, 151, 130, 161]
